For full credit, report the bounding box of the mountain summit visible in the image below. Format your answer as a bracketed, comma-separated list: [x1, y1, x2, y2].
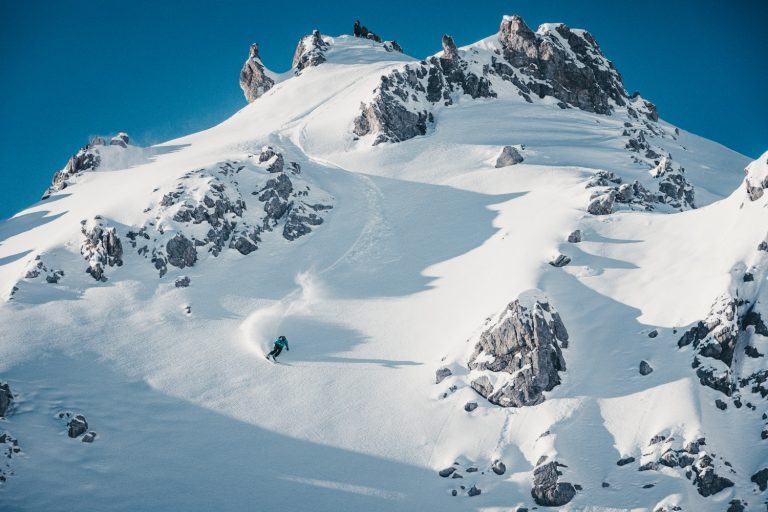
[0, 15, 765, 512]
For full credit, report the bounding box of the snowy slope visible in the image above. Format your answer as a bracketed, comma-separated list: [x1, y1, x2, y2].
[0, 17, 765, 512]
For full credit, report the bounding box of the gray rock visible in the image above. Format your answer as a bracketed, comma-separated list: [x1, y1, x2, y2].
[587, 190, 616, 215]
[468, 291, 568, 407]
[495, 146, 524, 167]
[435, 367, 452, 384]
[166, 234, 197, 269]
[715, 399, 727, 410]
[549, 254, 571, 267]
[531, 461, 576, 507]
[694, 462, 733, 497]
[648, 329, 658, 338]
[67, 414, 88, 438]
[174, 276, 191, 288]
[464, 401, 478, 412]
[751, 468, 768, 491]
[639, 360, 653, 375]
[616, 457, 635, 466]
[439, 467, 456, 477]
[467, 485, 481, 497]
[0, 382, 13, 417]
[240, 43, 275, 102]
[726, 499, 746, 512]
[492, 459, 506, 475]
[567, 230, 582, 243]
[441, 34, 459, 61]
[81, 431, 97, 443]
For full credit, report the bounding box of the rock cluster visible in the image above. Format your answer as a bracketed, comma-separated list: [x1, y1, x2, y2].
[0, 432, 21, 483]
[240, 43, 275, 102]
[58, 411, 97, 442]
[130, 151, 332, 277]
[585, 165, 692, 215]
[353, 33, 494, 145]
[636, 434, 735, 497]
[80, 217, 124, 281]
[677, 248, 768, 403]
[23, 255, 64, 284]
[468, 290, 568, 407]
[352, 20, 402, 52]
[293, 30, 328, 73]
[531, 461, 577, 507]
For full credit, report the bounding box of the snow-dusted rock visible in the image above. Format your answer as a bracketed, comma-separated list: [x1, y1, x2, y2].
[80, 217, 124, 281]
[110, 132, 129, 148]
[745, 152, 768, 201]
[166, 234, 197, 269]
[174, 276, 190, 288]
[549, 254, 571, 267]
[491, 459, 506, 475]
[468, 290, 568, 407]
[587, 190, 615, 215]
[240, 43, 275, 102]
[293, 30, 328, 72]
[495, 145, 524, 167]
[67, 415, 89, 438]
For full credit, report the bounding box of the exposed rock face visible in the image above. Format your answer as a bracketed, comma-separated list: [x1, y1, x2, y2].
[587, 189, 615, 215]
[67, 415, 88, 438]
[468, 290, 568, 407]
[0, 431, 21, 483]
[639, 360, 654, 375]
[0, 382, 13, 417]
[43, 138, 103, 198]
[497, 16, 651, 118]
[531, 461, 576, 507]
[293, 30, 328, 72]
[240, 43, 275, 102]
[80, 217, 124, 281]
[495, 145, 524, 167]
[353, 32, 494, 145]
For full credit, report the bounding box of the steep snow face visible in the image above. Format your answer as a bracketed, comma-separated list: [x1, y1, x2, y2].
[0, 16, 764, 512]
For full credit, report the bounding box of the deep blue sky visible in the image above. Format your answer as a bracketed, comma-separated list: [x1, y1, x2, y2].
[1, 0, 766, 219]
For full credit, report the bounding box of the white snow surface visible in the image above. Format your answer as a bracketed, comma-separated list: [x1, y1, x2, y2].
[0, 33, 764, 512]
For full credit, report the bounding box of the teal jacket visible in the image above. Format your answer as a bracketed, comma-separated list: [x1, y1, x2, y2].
[274, 337, 289, 349]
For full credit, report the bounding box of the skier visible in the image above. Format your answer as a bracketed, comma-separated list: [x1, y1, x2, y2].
[267, 335, 289, 361]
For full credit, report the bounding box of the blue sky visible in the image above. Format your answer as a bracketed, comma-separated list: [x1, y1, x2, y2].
[1, 0, 766, 219]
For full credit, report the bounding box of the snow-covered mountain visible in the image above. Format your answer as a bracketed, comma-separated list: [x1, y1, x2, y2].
[1, 15, 766, 512]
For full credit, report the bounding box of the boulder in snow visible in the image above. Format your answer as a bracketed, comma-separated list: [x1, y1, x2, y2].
[495, 146, 524, 168]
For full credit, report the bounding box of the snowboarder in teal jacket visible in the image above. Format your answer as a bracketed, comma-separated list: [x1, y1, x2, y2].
[267, 336, 289, 361]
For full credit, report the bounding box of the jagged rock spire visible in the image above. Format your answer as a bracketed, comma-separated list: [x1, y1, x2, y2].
[440, 35, 459, 60]
[292, 30, 328, 72]
[240, 43, 275, 103]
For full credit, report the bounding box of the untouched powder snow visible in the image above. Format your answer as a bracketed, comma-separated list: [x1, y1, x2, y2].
[0, 23, 765, 512]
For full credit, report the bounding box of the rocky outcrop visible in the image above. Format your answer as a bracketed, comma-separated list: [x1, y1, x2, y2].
[531, 461, 576, 507]
[752, 467, 768, 491]
[468, 290, 568, 407]
[587, 189, 616, 215]
[495, 145, 524, 167]
[293, 30, 328, 73]
[639, 360, 654, 375]
[80, 217, 124, 281]
[132, 152, 332, 277]
[496, 16, 654, 119]
[745, 152, 768, 201]
[240, 43, 275, 102]
[0, 383, 13, 417]
[67, 414, 88, 438]
[0, 432, 21, 483]
[567, 230, 582, 243]
[110, 132, 129, 148]
[638, 434, 735, 497]
[353, 32, 494, 145]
